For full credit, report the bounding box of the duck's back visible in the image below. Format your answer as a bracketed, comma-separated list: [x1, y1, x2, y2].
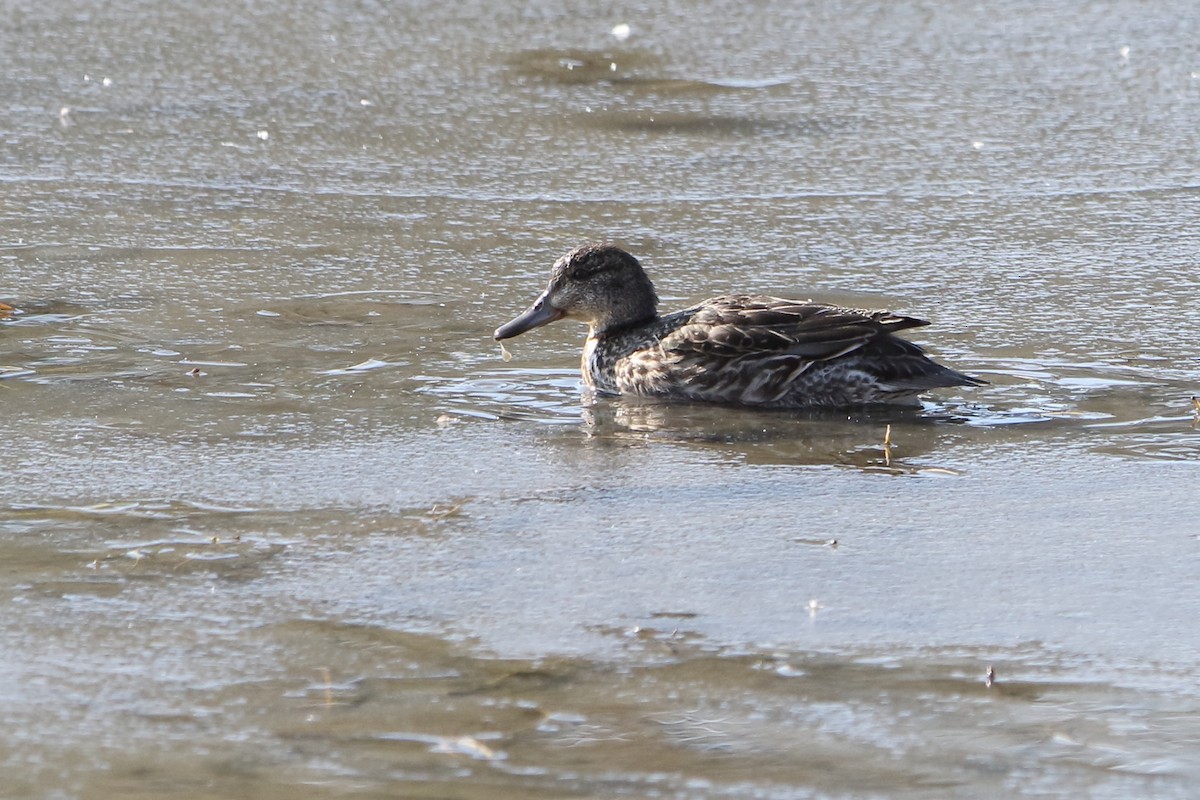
[587, 295, 983, 407]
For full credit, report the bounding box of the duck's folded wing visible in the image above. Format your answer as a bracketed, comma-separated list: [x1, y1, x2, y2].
[663, 296, 929, 361]
[648, 296, 976, 404]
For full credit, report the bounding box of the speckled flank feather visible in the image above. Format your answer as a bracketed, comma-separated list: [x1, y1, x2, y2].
[496, 244, 984, 409]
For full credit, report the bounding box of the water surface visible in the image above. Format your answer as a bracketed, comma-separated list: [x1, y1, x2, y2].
[2, 1, 1200, 797]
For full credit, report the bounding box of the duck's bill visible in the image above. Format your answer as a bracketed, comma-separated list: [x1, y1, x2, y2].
[493, 295, 564, 340]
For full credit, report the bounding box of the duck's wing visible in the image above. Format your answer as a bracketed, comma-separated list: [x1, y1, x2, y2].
[652, 296, 979, 405]
[662, 295, 929, 362]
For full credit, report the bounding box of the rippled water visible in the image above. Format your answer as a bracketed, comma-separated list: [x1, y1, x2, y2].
[3, 1, 1200, 797]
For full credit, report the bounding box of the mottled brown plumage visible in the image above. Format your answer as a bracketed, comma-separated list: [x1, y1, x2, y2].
[494, 244, 984, 408]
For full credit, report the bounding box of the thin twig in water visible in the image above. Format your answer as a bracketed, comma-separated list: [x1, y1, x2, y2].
[319, 667, 334, 707]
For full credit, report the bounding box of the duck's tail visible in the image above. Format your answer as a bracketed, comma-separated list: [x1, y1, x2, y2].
[864, 336, 987, 391]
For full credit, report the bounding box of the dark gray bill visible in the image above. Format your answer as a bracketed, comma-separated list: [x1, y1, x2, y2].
[493, 294, 565, 340]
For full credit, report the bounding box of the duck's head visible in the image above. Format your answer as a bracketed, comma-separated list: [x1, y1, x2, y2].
[494, 244, 660, 341]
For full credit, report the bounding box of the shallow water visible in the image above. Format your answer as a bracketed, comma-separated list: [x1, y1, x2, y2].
[3, 0, 1200, 797]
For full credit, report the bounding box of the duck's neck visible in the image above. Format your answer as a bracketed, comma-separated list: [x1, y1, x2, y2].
[590, 310, 659, 339]
[591, 276, 660, 337]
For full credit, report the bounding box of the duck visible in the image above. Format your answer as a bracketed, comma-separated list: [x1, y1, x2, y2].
[493, 243, 985, 408]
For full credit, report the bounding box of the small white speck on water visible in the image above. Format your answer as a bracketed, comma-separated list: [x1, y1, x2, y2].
[256, 129, 269, 141]
[611, 23, 631, 41]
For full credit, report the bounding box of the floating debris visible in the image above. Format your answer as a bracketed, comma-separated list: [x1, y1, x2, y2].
[985, 665, 997, 688]
[611, 23, 632, 41]
[428, 502, 462, 519]
[318, 358, 400, 375]
[375, 731, 504, 762]
[792, 537, 840, 549]
[917, 466, 964, 477]
[432, 735, 498, 761]
[318, 667, 334, 707]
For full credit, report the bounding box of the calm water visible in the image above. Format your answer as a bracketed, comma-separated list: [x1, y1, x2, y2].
[3, 1, 1200, 797]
